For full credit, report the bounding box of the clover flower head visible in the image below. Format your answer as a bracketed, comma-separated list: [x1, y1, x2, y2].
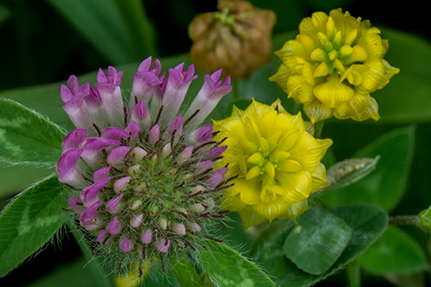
[213, 99, 332, 228]
[270, 9, 399, 123]
[56, 57, 232, 274]
[188, 0, 276, 79]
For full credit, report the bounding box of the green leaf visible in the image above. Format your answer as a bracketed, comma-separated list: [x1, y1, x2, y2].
[0, 98, 66, 166]
[283, 206, 352, 275]
[358, 226, 429, 274]
[170, 253, 204, 287]
[250, 204, 387, 287]
[336, 127, 415, 210]
[0, 174, 67, 277]
[24, 257, 107, 287]
[45, 0, 136, 65]
[319, 156, 380, 196]
[0, 164, 53, 197]
[375, 28, 431, 123]
[112, 0, 156, 59]
[197, 241, 275, 287]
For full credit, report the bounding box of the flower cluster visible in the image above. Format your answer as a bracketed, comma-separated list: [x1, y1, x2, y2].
[213, 100, 332, 228]
[56, 57, 232, 273]
[270, 9, 399, 123]
[188, 0, 276, 79]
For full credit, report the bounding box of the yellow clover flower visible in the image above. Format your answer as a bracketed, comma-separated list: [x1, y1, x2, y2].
[270, 9, 399, 123]
[213, 100, 332, 228]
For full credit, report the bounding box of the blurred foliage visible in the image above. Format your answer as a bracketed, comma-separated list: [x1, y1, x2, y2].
[0, 0, 431, 286]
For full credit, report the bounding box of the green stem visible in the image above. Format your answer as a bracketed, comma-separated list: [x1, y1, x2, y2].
[67, 221, 115, 287]
[346, 260, 361, 287]
[389, 215, 419, 226]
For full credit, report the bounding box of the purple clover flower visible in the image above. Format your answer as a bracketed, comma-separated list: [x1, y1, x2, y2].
[56, 57, 232, 274]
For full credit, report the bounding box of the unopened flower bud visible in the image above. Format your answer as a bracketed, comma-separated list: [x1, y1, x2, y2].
[172, 223, 187, 235]
[107, 216, 122, 235]
[188, 0, 276, 79]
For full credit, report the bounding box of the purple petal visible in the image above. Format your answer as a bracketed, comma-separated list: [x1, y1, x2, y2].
[97, 67, 123, 86]
[93, 166, 111, 182]
[131, 102, 151, 129]
[107, 216, 122, 235]
[206, 167, 227, 189]
[148, 124, 160, 144]
[60, 84, 74, 103]
[101, 127, 130, 140]
[106, 194, 123, 214]
[79, 200, 101, 230]
[125, 121, 141, 141]
[96, 229, 109, 244]
[184, 72, 232, 130]
[196, 160, 213, 171]
[130, 213, 144, 228]
[120, 235, 134, 253]
[204, 145, 227, 160]
[68, 196, 84, 213]
[131, 71, 161, 105]
[168, 114, 183, 137]
[61, 92, 92, 131]
[141, 228, 152, 244]
[156, 238, 171, 253]
[85, 88, 102, 108]
[106, 146, 131, 168]
[80, 177, 111, 207]
[80, 137, 121, 166]
[179, 146, 193, 162]
[190, 123, 213, 144]
[130, 147, 147, 162]
[159, 64, 198, 124]
[94, 83, 124, 127]
[62, 128, 87, 153]
[57, 148, 86, 188]
[113, 177, 131, 193]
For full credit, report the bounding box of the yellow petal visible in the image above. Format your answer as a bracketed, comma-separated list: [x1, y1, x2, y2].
[252, 197, 291, 222]
[287, 74, 316, 104]
[325, 16, 336, 40]
[239, 178, 261, 205]
[303, 99, 334, 124]
[265, 162, 275, 179]
[313, 62, 330, 78]
[296, 34, 316, 54]
[310, 162, 329, 192]
[246, 165, 261, 180]
[221, 194, 246, 211]
[247, 152, 265, 165]
[277, 199, 308, 223]
[276, 170, 312, 202]
[344, 29, 358, 46]
[310, 48, 327, 62]
[238, 207, 267, 229]
[299, 12, 328, 36]
[269, 64, 290, 94]
[289, 132, 325, 170]
[279, 159, 303, 172]
[314, 73, 354, 108]
[345, 45, 368, 64]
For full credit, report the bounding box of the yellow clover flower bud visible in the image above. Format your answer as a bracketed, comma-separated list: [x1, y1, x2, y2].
[213, 100, 332, 228]
[270, 9, 400, 123]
